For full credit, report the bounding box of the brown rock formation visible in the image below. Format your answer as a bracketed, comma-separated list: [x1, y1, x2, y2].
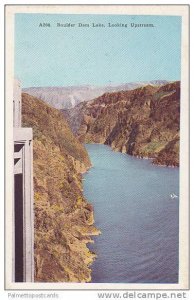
[22, 93, 100, 282]
[64, 82, 180, 166]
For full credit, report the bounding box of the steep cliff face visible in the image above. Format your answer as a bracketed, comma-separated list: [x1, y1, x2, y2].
[22, 93, 100, 282]
[64, 82, 180, 166]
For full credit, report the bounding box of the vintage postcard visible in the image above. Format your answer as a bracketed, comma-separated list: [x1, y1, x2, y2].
[5, 5, 189, 290]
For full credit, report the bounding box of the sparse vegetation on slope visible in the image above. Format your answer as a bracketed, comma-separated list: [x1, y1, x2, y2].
[64, 82, 180, 166]
[22, 93, 100, 282]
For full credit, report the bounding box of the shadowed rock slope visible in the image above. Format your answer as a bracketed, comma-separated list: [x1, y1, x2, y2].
[22, 93, 100, 282]
[64, 82, 180, 166]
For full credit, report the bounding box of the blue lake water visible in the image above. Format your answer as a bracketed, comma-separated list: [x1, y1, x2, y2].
[83, 144, 179, 283]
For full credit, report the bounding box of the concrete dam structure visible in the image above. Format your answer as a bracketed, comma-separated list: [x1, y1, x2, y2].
[13, 79, 34, 282]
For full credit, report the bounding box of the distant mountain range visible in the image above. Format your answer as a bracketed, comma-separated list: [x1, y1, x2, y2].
[21, 80, 180, 283]
[23, 80, 169, 109]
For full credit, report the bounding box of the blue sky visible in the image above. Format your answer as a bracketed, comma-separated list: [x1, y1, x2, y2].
[15, 14, 181, 88]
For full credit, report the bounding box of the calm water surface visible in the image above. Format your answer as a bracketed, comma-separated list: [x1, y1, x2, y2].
[83, 144, 179, 283]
